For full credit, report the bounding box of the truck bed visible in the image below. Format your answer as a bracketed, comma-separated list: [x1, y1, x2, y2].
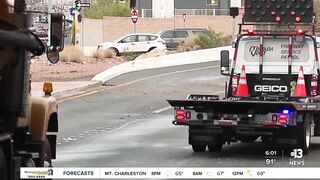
[167, 98, 320, 113]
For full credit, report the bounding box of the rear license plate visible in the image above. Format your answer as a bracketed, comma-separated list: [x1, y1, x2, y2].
[214, 120, 237, 126]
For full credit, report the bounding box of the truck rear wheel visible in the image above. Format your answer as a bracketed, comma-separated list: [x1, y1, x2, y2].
[0, 147, 7, 180]
[44, 138, 52, 167]
[208, 136, 223, 152]
[261, 136, 273, 143]
[208, 144, 223, 152]
[192, 145, 206, 152]
[297, 113, 312, 154]
[239, 135, 259, 143]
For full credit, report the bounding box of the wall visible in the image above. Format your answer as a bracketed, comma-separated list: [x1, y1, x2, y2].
[152, 0, 174, 18]
[83, 18, 103, 46]
[102, 15, 241, 42]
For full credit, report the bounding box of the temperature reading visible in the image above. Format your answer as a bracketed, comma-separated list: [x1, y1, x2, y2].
[257, 171, 265, 176]
[217, 171, 224, 176]
[175, 171, 183, 176]
[265, 158, 277, 165]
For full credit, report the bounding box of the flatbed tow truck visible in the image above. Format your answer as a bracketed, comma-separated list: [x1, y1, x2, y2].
[168, 0, 320, 154]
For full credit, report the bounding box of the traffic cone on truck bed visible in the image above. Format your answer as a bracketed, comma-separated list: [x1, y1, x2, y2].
[293, 66, 307, 97]
[235, 65, 249, 97]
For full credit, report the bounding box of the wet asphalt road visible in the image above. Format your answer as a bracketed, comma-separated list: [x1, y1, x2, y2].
[54, 62, 320, 168]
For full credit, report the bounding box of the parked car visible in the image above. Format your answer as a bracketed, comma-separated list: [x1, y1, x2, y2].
[159, 28, 210, 49]
[97, 33, 167, 56]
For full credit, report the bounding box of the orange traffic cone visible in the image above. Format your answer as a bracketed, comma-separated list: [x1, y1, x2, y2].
[293, 66, 307, 97]
[235, 65, 249, 97]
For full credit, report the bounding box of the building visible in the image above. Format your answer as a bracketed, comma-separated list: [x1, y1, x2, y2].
[137, 0, 244, 18]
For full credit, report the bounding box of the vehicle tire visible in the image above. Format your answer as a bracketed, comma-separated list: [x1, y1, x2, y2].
[261, 136, 273, 143]
[297, 113, 312, 154]
[192, 145, 206, 152]
[208, 136, 223, 152]
[314, 113, 320, 136]
[108, 48, 118, 57]
[0, 147, 7, 180]
[148, 47, 156, 52]
[23, 158, 35, 167]
[44, 138, 52, 167]
[239, 135, 259, 143]
[208, 144, 223, 152]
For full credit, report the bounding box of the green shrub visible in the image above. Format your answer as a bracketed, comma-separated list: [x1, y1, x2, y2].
[177, 37, 200, 52]
[177, 29, 231, 52]
[193, 29, 232, 49]
[85, 0, 131, 19]
[122, 52, 142, 61]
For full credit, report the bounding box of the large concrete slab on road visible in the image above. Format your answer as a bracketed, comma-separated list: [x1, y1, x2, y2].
[92, 46, 233, 83]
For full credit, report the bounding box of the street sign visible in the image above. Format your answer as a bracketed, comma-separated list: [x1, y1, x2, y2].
[75, 0, 81, 12]
[131, 9, 138, 24]
[80, 3, 90, 8]
[182, 13, 186, 21]
[69, 7, 75, 16]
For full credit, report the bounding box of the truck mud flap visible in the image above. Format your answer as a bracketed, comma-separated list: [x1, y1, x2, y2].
[189, 134, 217, 145]
[189, 127, 223, 145]
[167, 99, 320, 113]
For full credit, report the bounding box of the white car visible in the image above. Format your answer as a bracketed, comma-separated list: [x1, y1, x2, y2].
[97, 33, 167, 55]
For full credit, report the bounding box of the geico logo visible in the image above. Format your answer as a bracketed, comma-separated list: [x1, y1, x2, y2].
[254, 85, 287, 92]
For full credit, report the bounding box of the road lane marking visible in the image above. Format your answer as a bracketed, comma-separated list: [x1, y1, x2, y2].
[58, 65, 220, 103]
[152, 106, 172, 114]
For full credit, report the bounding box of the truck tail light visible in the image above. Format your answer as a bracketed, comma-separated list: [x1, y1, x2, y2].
[174, 110, 191, 125]
[231, 74, 240, 96]
[278, 114, 288, 124]
[310, 74, 318, 97]
[297, 29, 305, 35]
[175, 110, 185, 120]
[247, 29, 255, 35]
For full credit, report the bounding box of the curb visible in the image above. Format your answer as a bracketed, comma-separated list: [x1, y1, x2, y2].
[52, 80, 103, 100]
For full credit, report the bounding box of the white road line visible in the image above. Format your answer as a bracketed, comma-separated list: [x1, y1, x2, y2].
[152, 106, 173, 114]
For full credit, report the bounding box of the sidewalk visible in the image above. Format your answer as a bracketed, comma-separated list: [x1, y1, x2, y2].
[31, 81, 101, 99]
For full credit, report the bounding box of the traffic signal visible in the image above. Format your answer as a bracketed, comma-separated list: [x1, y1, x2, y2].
[230, 7, 239, 18]
[75, 0, 81, 12]
[130, 0, 136, 9]
[78, 14, 82, 22]
[244, 0, 314, 23]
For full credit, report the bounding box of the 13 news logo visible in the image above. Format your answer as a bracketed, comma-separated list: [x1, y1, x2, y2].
[290, 149, 303, 159]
